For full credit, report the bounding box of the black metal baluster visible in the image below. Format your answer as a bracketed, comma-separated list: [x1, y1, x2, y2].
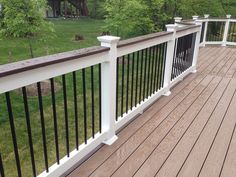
[143, 49, 148, 101]
[0, 152, 4, 177]
[162, 43, 167, 88]
[5, 92, 22, 177]
[121, 56, 125, 116]
[172, 40, 178, 80]
[37, 82, 49, 172]
[72, 72, 79, 150]
[233, 23, 236, 42]
[135, 51, 140, 106]
[153, 45, 158, 92]
[22, 87, 36, 177]
[156, 44, 161, 89]
[126, 54, 130, 113]
[91, 66, 95, 138]
[139, 50, 144, 103]
[62, 75, 69, 157]
[158, 44, 164, 89]
[82, 69, 87, 144]
[50, 78, 60, 164]
[159, 43, 165, 88]
[150, 45, 155, 94]
[116, 58, 119, 120]
[146, 47, 151, 97]
[98, 64, 102, 133]
[131, 53, 135, 109]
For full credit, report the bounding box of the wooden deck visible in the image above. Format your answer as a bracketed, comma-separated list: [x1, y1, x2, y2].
[67, 46, 236, 177]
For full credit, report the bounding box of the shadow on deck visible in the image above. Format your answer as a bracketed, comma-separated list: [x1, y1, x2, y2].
[68, 46, 236, 177]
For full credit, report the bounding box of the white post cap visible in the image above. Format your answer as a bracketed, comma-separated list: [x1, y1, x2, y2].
[204, 14, 209, 18]
[166, 24, 178, 32]
[174, 17, 182, 23]
[226, 14, 231, 19]
[192, 16, 199, 20]
[97, 36, 120, 44]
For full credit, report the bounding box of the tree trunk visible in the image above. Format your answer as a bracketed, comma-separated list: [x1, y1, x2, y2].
[28, 38, 34, 58]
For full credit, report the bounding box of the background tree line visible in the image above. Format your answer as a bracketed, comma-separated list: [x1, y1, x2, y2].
[87, 0, 236, 38]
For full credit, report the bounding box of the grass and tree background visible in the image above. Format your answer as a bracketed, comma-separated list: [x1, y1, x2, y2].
[0, 0, 235, 176]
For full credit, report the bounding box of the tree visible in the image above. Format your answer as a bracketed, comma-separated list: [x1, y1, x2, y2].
[104, 0, 154, 38]
[0, 0, 55, 58]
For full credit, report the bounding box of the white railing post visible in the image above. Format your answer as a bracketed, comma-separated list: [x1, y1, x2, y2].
[174, 17, 182, 24]
[163, 24, 177, 96]
[222, 14, 231, 46]
[192, 20, 202, 73]
[97, 36, 120, 145]
[203, 14, 209, 46]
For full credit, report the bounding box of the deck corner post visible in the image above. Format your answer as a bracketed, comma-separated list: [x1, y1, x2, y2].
[163, 24, 178, 96]
[97, 35, 120, 145]
[191, 20, 202, 73]
[222, 15, 231, 47]
[203, 14, 209, 47]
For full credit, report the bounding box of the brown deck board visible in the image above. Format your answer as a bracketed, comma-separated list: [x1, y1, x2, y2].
[220, 124, 236, 177]
[113, 76, 219, 177]
[67, 46, 236, 177]
[177, 79, 236, 177]
[198, 84, 236, 177]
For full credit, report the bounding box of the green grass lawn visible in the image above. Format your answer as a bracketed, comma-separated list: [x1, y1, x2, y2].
[0, 18, 105, 65]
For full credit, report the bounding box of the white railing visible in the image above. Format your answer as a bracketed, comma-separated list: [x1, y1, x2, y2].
[0, 20, 201, 177]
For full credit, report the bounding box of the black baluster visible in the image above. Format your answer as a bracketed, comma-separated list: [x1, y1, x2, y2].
[37, 82, 49, 171]
[99, 64, 102, 133]
[130, 53, 135, 109]
[82, 69, 87, 144]
[135, 51, 140, 106]
[22, 87, 36, 177]
[143, 49, 148, 101]
[146, 47, 151, 97]
[121, 56, 125, 116]
[72, 72, 79, 150]
[50, 78, 60, 164]
[126, 55, 130, 113]
[5, 92, 22, 177]
[116, 58, 119, 120]
[91, 66, 95, 138]
[139, 50, 144, 103]
[62, 75, 69, 157]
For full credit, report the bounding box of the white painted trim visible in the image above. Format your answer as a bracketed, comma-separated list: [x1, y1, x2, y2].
[37, 132, 107, 177]
[0, 52, 109, 94]
[226, 42, 236, 46]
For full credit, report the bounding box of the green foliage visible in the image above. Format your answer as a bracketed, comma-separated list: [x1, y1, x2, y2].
[0, 0, 55, 57]
[0, 0, 54, 39]
[87, 0, 106, 19]
[104, 0, 154, 38]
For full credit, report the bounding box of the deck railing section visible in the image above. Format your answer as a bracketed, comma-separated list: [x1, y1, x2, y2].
[0, 21, 201, 177]
[192, 14, 236, 46]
